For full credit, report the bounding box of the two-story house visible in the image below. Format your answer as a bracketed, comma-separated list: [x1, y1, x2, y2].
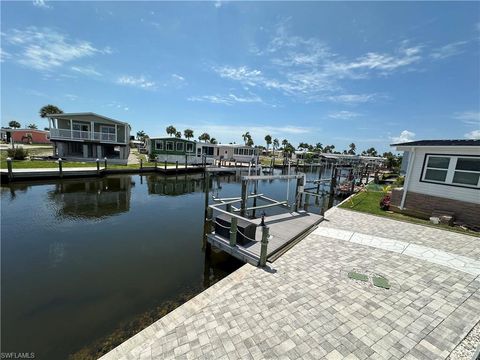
[47, 112, 131, 164]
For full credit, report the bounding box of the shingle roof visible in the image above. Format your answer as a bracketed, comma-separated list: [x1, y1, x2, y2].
[391, 139, 480, 147]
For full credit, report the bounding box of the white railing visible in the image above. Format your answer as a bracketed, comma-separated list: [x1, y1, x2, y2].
[50, 129, 119, 143]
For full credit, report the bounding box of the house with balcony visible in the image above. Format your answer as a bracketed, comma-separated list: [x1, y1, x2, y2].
[47, 113, 131, 164]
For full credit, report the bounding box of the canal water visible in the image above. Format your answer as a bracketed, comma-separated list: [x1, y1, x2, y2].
[1, 169, 334, 359]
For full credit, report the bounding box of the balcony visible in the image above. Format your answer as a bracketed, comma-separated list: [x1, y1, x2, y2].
[50, 128, 120, 143]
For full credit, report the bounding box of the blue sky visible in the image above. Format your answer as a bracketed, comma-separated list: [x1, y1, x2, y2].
[1, 1, 479, 153]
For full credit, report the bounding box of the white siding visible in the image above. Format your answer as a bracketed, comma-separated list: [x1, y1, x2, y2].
[407, 147, 480, 204]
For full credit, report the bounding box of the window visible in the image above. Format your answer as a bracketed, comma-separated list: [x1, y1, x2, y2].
[421, 155, 480, 188]
[155, 141, 163, 151]
[186, 143, 194, 153]
[424, 156, 449, 182]
[166, 141, 174, 151]
[453, 158, 480, 186]
[176, 142, 184, 152]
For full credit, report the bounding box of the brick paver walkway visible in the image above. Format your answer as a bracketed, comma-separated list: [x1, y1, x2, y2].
[101, 208, 480, 359]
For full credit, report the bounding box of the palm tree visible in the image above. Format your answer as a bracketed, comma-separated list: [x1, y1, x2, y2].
[242, 131, 251, 145]
[348, 142, 356, 155]
[273, 138, 279, 152]
[210, 137, 218, 144]
[314, 142, 323, 152]
[198, 133, 210, 142]
[184, 129, 194, 140]
[264, 134, 272, 154]
[246, 137, 254, 146]
[136, 130, 146, 140]
[8, 120, 21, 129]
[39, 104, 63, 119]
[175, 131, 181, 138]
[27, 123, 38, 129]
[166, 125, 177, 137]
[281, 139, 288, 148]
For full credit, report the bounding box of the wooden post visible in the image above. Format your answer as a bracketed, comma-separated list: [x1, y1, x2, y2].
[328, 166, 337, 209]
[252, 180, 258, 218]
[96, 158, 100, 175]
[294, 176, 304, 211]
[240, 180, 248, 217]
[164, 160, 167, 170]
[58, 158, 63, 178]
[229, 217, 237, 247]
[140, 158, 143, 170]
[185, 154, 188, 169]
[154, 159, 158, 170]
[104, 157, 107, 170]
[259, 226, 269, 267]
[304, 193, 310, 211]
[6, 157, 13, 181]
[176, 160, 178, 172]
[226, 203, 232, 213]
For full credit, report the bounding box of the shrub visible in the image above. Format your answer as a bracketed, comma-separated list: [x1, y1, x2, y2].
[6, 147, 29, 160]
[393, 176, 405, 186]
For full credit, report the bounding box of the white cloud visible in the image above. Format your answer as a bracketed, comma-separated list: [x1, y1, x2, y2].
[0, 48, 10, 62]
[171, 74, 185, 81]
[328, 111, 361, 120]
[220, 22, 426, 103]
[214, 1, 222, 8]
[453, 111, 480, 126]
[325, 45, 423, 79]
[188, 93, 263, 105]
[71, 65, 102, 77]
[390, 130, 416, 143]
[64, 94, 78, 100]
[2, 27, 107, 71]
[464, 130, 480, 139]
[32, 0, 50, 8]
[431, 41, 468, 60]
[117, 75, 156, 89]
[326, 93, 378, 104]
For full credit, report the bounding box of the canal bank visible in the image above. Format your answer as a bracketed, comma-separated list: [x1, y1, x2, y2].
[100, 207, 480, 359]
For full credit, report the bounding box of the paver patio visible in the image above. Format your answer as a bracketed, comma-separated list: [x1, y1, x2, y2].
[101, 207, 480, 359]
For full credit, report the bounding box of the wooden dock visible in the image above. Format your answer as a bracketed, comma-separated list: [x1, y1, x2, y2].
[207, 210, 323, 265]
[0, 164, 205, 182]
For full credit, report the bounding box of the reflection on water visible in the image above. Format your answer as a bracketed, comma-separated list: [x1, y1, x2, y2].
[48, 176, 134, 219]
[1, 170, 333, 359]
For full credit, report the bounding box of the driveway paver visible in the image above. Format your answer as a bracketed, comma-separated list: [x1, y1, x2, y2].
[101, 207, 480, 359]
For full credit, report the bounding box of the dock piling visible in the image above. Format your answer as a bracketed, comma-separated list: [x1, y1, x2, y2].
[140, 158, 143, 170]
[259, 226, 270, 267]
[58, 158, 63, 178]
[164, 160, 167, 170]
[176, 161, 179, 172]
[96, 158, 100, 175]
[229, 217, 238, 247]
[104, 157, 108, 170]
[6, 157, 13, 181]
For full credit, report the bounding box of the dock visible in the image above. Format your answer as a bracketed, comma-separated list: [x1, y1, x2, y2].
[0, 164, 206, 182]
[204, 173, 324, 266]
[207, 210, 323, 265]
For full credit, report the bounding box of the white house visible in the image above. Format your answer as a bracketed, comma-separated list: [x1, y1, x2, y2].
[47, 112, 131, 164]
[215, 144, 258, 163]
[391, 139, 480, 228]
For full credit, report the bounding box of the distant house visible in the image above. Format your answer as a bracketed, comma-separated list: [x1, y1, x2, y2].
[47, 113, 131, 164]
[215, 144, 258, 163]
[148, 137, 198, 164]
[1, 128, 50, 144]
[391, 139, 480, 227]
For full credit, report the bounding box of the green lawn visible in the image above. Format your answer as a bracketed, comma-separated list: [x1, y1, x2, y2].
[339, 189, 479, 237]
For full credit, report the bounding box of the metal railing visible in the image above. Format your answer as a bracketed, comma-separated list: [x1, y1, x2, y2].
[50, 128, 119, 143]
[206, 200, 270, 267]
